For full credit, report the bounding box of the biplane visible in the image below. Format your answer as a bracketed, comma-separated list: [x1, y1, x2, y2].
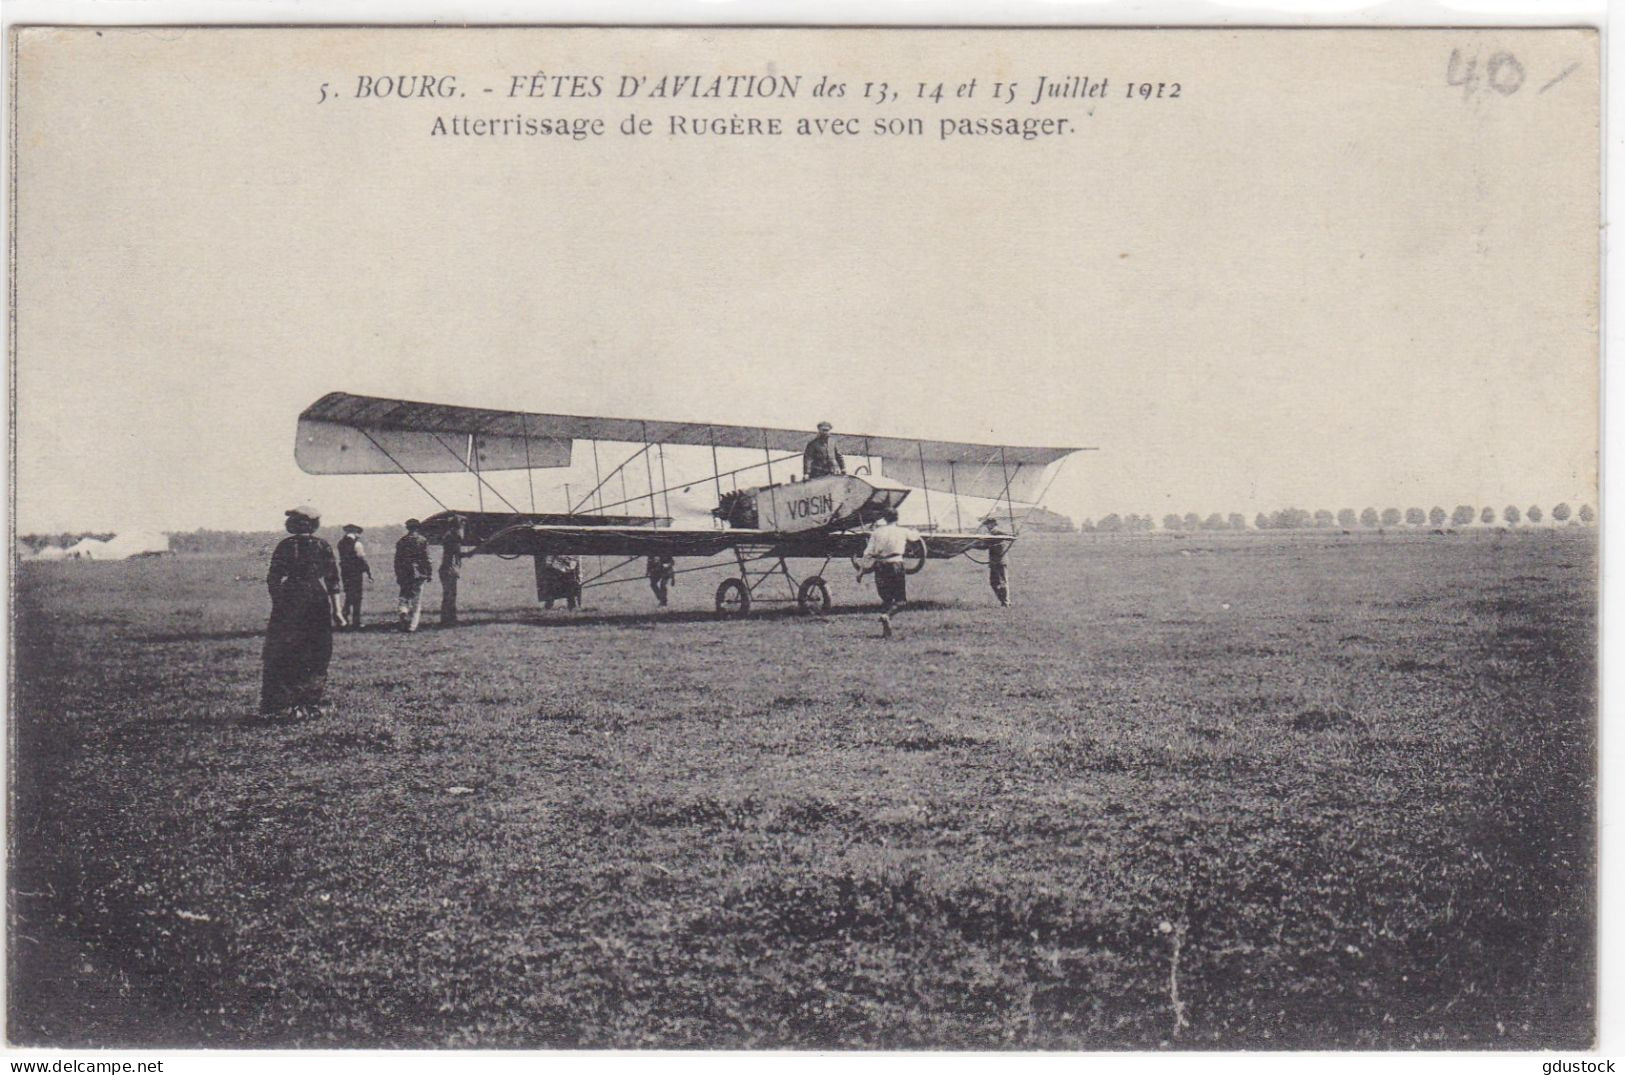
[295, 392, 1087, 616]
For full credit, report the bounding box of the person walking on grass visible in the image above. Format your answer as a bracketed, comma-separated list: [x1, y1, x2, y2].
[260, 505, 343, 720]
[394, 518, 433, 633]
[857, 509, 922, 639]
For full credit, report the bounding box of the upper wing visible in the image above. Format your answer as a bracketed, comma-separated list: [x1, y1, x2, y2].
[296, 391, 1084, 502]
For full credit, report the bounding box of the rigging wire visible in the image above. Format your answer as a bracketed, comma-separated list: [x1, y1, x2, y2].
[426, 431, 520, 513]
[1026, 454, 1071, 519]
[658, 441, 672, 520]
[581, 450, 801, 517]
[520, 412, 536, 513]
[917, 440, 934, 531]
[640, 421, 659, 527]
[355, 428, 451, 513]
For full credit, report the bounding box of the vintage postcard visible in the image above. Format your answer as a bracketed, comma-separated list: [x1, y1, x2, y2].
[7, 25, 1600, 1054]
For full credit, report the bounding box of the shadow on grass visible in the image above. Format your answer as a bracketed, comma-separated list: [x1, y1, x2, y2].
[499, 598, 964, 630]
[143, 622, 407, 643]
[133, 599, 972, 642]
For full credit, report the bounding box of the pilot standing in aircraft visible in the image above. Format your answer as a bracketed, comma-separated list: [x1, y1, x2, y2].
[438, 516, 465, 627]
[980, 517, 1012, 607]
[803, 421, 846, 480]
[394, 518, 434, 633]
[336, 524, 371, 629]
[858, 508, 923, 639]
[260, 505, 343, 720]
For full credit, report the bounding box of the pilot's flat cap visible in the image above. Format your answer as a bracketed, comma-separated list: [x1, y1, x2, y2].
[816, 421, 833, 432]
[286, 505, 320, 522]
[343, 524, 363, 534]
[405, 518, 422, 529]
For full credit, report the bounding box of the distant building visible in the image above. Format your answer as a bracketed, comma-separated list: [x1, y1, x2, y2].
[65, 537, 108, 560]
[56, 532, 170, 561]
[100, 531, 171, 559]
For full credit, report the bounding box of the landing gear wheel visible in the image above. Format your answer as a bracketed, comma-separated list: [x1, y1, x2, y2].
[904, 539, 927, 575]
[797, 576, 831, 615]
[715, 578, 751, 617]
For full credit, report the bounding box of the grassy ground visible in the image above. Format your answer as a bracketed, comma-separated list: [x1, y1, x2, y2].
[8, 531, 1596, 1048]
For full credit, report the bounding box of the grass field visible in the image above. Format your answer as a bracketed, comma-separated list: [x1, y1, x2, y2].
[8, 530, 1596, 1048]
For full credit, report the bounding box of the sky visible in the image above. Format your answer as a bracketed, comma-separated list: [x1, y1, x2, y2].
[11, 27, 1599, 534]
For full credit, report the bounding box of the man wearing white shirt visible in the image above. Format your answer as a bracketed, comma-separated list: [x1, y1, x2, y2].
[859, 509, 923, 638]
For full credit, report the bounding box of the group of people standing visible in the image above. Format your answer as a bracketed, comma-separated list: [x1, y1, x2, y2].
[258, 507, 467, 720]
[807, 420, 1010, 629]
[258, 421, 1014, 716]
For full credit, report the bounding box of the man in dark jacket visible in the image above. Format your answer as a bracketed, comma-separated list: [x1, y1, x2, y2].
[394, 519, 433, 633]
[439, 516, 465, 626]
[980, 517, 1011, 607]
[336, 524, 371, 629]
[803, 422, 846, 479]
[646, 554, 675, 607]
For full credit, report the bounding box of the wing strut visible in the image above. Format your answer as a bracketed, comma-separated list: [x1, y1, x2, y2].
[708, 430, 725, 504]
[657, 441, 672, 520]
[587, 440, 605, 515]
[999, 447, 1018, 534]
[521, 413, 537, 513]
[587, 451, 800, 515]
[761, 431, 777, 529]
[641, 422, 659, 528]
[572, 433, 670, 516]
[917, 441, 934, 531]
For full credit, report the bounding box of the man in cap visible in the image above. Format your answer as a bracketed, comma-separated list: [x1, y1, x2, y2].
[980, 516, 1012, 607]
[393, 518, 433, 632]
[803, 421, 846, 480]
[857, 508, 923, 638]
[335, 524, 371, 629]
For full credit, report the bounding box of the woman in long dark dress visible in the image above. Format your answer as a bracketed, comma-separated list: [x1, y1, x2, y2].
[260, 505, 343, 718]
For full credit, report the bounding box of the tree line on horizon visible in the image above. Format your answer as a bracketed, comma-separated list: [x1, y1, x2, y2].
[16, 531, 117, 552]
[19, 528, 279, 556]
[18, 500, 1599, 554]
[1077, 503, 1595, 533]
